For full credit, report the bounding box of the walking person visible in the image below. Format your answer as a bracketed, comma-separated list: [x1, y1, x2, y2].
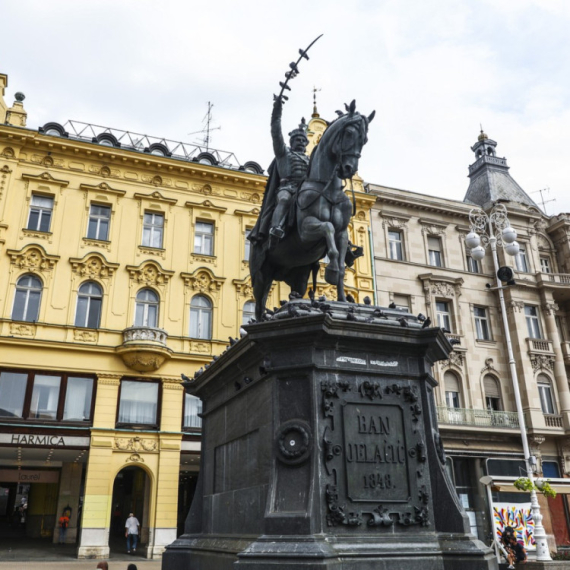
[125, 512, 140, 554]
[58, 510, 70, 544]
[96, 562, 108, 570]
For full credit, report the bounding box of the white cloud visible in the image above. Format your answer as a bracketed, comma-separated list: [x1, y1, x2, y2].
[1, 0, 568, 213]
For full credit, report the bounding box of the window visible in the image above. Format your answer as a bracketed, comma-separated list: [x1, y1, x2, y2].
[444, 371, 461, 408]
[12, 275, 42, 322]
[436, 301, 452, 332]
[474, 307, 491, 340]
[0, 370, 95, 422]
[118, 380, 159, 426]
[190, 295, 212, 339]
[194, 222, 214, 255]
[524, 305, 542, 339]
[393, 294, 409, 312]
[183, 393, 202, 429]
[142, 212, 164, 248]
[537, 374, 556, 415]
[540, 257, 551, 273]
[87, 204, 111, 241]
[75, 282, 103, 328]
[244, 228, 252, 261]
[428, 236, 443, 267]
[483, 375, 502, 411]
[63, 377, 94, 421]
[134, 289, 159, 328]
[27, 195, 54, 232]
[466, 255, 481, 273]
[515, 246, 529, 272]
[0, 371, 28, 418]
[388, 230, 404, 260]
[243, 300, 256, 325]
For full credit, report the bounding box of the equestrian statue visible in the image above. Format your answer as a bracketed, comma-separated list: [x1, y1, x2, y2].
[248, 37, 375, 321]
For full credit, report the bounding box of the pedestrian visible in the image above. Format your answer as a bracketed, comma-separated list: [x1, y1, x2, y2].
[58, 510, 70, 544]
[127, 565, 138, 570]
[125, 512, 140, 554]
[96, 562, 108, 570]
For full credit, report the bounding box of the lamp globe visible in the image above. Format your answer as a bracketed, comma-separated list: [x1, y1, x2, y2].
[505, 241, 520, 256]
[470, 246, 486, 261]
[502, 226, 517, 244]
[465, 232, 481, 249]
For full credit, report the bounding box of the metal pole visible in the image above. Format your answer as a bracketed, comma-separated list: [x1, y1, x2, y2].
[487, 217, 551, 561]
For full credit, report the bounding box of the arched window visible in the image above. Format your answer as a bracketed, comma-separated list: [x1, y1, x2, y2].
[483, 375, 502, 411]
[12, 275, 42, 322]
[537, 374, 556, 415]
[190, 295, 212, 339]
[444, 371, 461, 409]
[75, 282, 103, 328]
[135, 288, 159, 328]
[242, 300, 256, 326]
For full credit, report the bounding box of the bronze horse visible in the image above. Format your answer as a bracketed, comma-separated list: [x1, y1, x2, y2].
[250, 100, 374, 320]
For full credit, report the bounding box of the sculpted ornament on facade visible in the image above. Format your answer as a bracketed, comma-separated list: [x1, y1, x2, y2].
[73, 329, 98, 343]
[191, 341, 210, 354]
[127, 262, 173, 287]
[381, 216, 408, 230]
[481, 357, 496, 375]
[507, 300, 524, 314]
[440, 350, 464, 370]
[9, 246, 58, 273]
[115, 436, 158, 453]
[126, 453, 144, 463]
[70, 255, 118, 279]
[542, 302, 559, 316]
[421, 225, 445, 236]
[182, 269, 224, 296]
[530, 354, 555, 372]
[9, 323, 36, 337]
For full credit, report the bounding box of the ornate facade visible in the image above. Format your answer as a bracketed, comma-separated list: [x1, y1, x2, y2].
[0, 72, 376, 558]
[369, 131, 570, 551]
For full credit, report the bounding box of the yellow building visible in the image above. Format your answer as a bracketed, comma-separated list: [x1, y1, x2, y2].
[0, 71, 376, 558]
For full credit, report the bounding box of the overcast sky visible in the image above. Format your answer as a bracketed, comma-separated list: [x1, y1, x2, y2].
[1, 0, 569, 214]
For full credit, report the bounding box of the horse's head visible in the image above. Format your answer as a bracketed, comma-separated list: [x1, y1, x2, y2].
[318, 100, 375, 180]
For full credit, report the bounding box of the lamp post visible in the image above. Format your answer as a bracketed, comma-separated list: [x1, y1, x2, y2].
[466, 203, 551, 561]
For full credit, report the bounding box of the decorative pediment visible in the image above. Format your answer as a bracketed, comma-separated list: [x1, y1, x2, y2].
[7, 244, 59, 273]
[418, 274, 463, 299]
[440, 349, 465, 370]
[185, 199, 227, 213]
[181, 268, 225, 296]
[69, 253, 120, 279]
[234, 207, 261, 217]
[419, 217, 448, 235]
[134, 190, 177, 205]
[21, 171, 69, 187]
[79, 181, 126, 197]
[126, 261, 174, 286]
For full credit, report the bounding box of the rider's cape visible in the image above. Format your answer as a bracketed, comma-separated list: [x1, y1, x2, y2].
[248, 159, 278, 246]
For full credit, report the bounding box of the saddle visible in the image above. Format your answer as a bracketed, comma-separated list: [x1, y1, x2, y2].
[297, 180, 349, 211]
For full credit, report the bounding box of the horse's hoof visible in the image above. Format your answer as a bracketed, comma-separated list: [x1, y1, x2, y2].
[325, 266, 339, 285]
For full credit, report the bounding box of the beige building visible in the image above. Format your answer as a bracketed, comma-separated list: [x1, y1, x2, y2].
[369, 130, 570, 551]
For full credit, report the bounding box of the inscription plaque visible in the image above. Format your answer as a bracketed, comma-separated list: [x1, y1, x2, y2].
[342, 403, 409, 502]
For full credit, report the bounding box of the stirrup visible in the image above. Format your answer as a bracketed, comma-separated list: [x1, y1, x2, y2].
[269, 226, 285, 239]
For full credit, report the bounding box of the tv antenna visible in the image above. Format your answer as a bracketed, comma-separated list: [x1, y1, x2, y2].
[531, 187, 556, 215]
[188, 102, 220, 151]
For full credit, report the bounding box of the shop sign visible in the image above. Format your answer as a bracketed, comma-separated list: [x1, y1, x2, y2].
[0, 469, 60, 483]
[0, 434, 90, 447]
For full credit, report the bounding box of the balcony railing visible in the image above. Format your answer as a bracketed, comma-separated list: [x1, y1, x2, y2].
[437, 406, 520, 429]
[526, 337, 554, 354]
[544, 414, 563, 428]
[562, 342, 570, 363]
[123, 326, 168, 345]
[543, 272, 570, 285]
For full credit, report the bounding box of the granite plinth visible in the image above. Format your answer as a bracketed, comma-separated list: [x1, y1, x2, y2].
[163, 301, 497, 569]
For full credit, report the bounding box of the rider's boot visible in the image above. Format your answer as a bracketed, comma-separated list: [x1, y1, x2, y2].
[268, 226, 285, 249]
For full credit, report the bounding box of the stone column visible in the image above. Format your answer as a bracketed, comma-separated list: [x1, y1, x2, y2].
[146, 379, 184, 558]
[77, 373, 122, 559]
[540, 295, 570, 427]
[53, 463, 83, 544]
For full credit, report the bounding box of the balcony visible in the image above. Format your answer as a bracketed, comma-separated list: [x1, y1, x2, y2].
[437, 406, 520, 429]
[562, 342, 570, 364]
[540, 272, 570, 285]
[544, 414, 563, 428]
[116, 326, 172, 372]
[526, 337, 554, 355]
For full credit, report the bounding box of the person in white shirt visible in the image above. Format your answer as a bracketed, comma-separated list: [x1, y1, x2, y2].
[124, 512, 140, 553]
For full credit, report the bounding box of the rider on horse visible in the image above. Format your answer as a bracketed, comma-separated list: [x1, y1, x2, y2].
[249, 97, 310, 247]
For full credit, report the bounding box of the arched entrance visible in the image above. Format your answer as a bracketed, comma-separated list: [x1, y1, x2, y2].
[109, 465, 151, 558]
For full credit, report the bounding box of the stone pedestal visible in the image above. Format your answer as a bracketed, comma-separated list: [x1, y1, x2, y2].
[163, 301, 497, 570]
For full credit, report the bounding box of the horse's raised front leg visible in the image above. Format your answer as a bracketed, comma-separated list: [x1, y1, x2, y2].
[300, 215, 340, 285]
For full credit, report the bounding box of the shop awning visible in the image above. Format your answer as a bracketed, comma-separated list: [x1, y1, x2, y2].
[481, 475, 570, 494]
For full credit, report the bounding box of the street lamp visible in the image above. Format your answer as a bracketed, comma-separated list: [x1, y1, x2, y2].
[466, 203, 551, 561]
